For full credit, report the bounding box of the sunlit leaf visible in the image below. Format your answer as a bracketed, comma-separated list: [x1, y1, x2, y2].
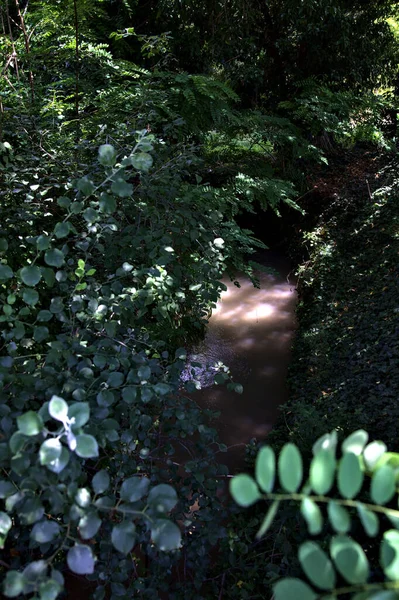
[98, 144, 117, 167]
[67, 544, 95, 574]
[342, 430, 369, 456]
[301, 498, 323, 535]
[17, 411, 43, 436]
[49, 396, 68, 422]
[310, 449, 336, 495]
[330, 534, 369, 584]
[230, 474, 261, 507]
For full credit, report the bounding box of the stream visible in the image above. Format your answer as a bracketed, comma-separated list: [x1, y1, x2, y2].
[186, 251, 298, 467]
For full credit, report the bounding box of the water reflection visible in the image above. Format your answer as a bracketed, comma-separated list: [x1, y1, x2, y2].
[189, 251, 297, 468]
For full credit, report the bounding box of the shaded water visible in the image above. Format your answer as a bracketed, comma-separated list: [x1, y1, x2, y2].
[188, 251, 298, 467]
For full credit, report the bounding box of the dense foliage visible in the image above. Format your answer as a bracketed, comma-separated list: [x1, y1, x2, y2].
[1, 0, 399, 597]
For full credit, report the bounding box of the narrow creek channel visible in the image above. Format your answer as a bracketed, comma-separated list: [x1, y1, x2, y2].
[187, 250, 298, 468]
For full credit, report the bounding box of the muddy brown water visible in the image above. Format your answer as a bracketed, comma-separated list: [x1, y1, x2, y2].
[185, 251, 298, 469]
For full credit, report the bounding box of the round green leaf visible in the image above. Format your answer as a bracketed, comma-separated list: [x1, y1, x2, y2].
[19, 496, 44, 524]
[301, 498, 323, 535]
[98, 144, 117, 167]
[338, 452, 364, 499]
[299, 541, 336, 590]
[0, 239, 8, 253]
[77, 176, 95, 196]
[78, 512, 101, 540]
[75, 488, 91, 508]
[92, 470, 110, 494]
[148, 484, 178, 513]
[67, 544, 95, 574]
[364, 441, 387, 472]
[3, 571, 26, 598]
[278, 443, 303, 493]
[310, 449, 336, 495]
[230, 474, 261, 507]
[328, 501, 351, 533]
[120, 476, 150, 502]
[112, 521, 136, 554]
[342, 430, 369, 456]
[357, 503, 379, 537]
[20, 266, 41, 286]
[68, 403, 90, 428]
[0, 512, 11, 536]
[83, 207, 99, 223]
[273, 578, 317, 600]
[312, 431, 338, 457]
[54, 222, 70, 239]
[33, 326, 49, 343]
[39, 579, 62, 600]
[31, 520, 60, 543]
[57, 196, 71, 209]
[49, 396, 68, 422]
[371, 465, 396, 505]
[17, 411, 43, 436]
[37, 310, 53, 322]
[36, 235, 50, 251]
[151, 519, 181, 551]
[255, 446, 276, 493]
[0, 264, 13, 281]
[330, 534, 369, 584]
[111, 177, 133, 198]
[381, 530, 399, 580]
[75, 434, 99, 459]
[39, 439, 62, 466]
[45, 447, 70, 474]
[132, 151, 153, 171]
[44, 249, 65, 268]
[22, 288, 39, 306]
[99, 193, 117, 214]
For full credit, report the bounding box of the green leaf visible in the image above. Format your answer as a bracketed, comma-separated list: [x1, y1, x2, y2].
[301, 498, 323, 535]
[83, 208, 99, 223]
[273, 578, 317, 600]
[45, 447, 70, 474]
[31, 520, 60, 543]
[20, 266, 41, 286]
[120, 476, 150, 502]
[75, 434, 99, 459]
[54, 222, 70, 239]
[381, 530, 399, 580]
[342, 430, 369, 456]
[67, 544, 95, 574]
[57, 196, 71, 209]
[0, 264, 13, 280]
[98, 144, 117, 167]
[78, 512, 102, 540]
[92, 470, 110, 494]
[37, 310, 53, 322]
[151, 519, 181, 551]
[70, 201, 84, 214]
[137, 365, 151, 381]
[112, 521, 136, 554]
[37, 235, 51, 251]
[148, 484, 178, 513]
[19, 496, 44, 524]
[111, 177, 133, 198]
[363, 441, 387, 472]
[330, 534, 369, 584]
[0, 481, 16, 498]
[312, 431, 338, 457]
[357, 503, 379, 537]
[39, 579, 62, 600]
[17, 411, 43, 436]
[23, 288, 39, 306]
[0, 512, 12, 538]
[230, 474, 261, 507]
[122, 386, 137, 404]
[0, 239, 8, 253]
[33, 326, 49, 343]
[75, 488, 91, 508]
[310, 449, 336, 495]
[327, 501, 351, 533]
[337, 452, 364, 499]
[278, 443, 303, 493]
[371, 465, 396, 505]
[132, 152, 153, 171]
[255, 446, 275, 493]
[298, 541, 336, 590]
[3, 571, 26, 598]
[256, 500, 280, 539]
[44, 249, 65, 268]
[39, 439, 62, 466]
[49, 396, 68, 422]
[68, 403, 90, 427]
[77, 176, 95, 196]
[99, 193, 117, 214]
